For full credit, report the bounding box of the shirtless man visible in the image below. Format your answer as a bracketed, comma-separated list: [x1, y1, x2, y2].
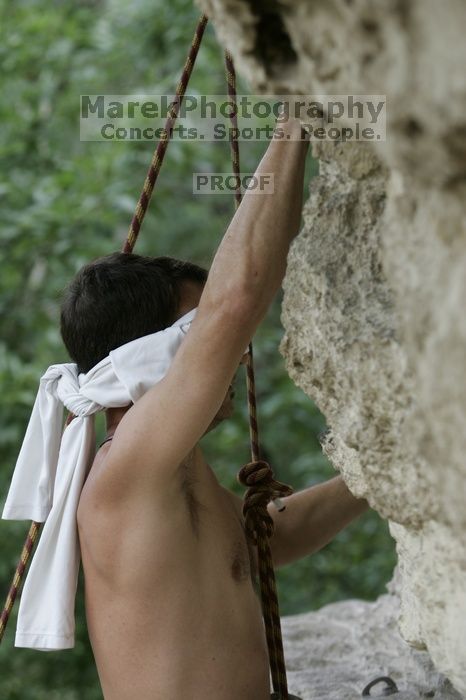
[64, 115, 369, 699]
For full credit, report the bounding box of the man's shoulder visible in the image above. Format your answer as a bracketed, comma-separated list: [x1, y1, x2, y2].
[81, 439, 187, 509]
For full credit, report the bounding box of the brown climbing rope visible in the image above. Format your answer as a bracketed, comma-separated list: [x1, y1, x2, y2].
[123, 14, 208, 253]
[223, 49, 295, 699]
[0, 14, 295, 700]
[0, 522, 40, 641]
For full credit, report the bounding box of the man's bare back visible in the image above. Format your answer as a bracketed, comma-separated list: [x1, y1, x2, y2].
[77, 440, 271, 700]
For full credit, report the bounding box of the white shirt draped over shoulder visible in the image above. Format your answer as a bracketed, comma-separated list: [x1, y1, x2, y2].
[1, 307, 197, 651]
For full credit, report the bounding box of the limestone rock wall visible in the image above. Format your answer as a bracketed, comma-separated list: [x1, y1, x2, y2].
[196, 0, 466, 695]
[280, 589, 464, 700]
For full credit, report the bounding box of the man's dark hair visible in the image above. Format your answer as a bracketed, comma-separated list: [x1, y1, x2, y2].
[60, 252, 208, 374]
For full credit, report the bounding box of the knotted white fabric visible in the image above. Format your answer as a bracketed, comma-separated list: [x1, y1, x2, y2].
[1, 307, 198, 651]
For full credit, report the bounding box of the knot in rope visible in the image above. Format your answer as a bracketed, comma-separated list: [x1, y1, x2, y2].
[237, 460, 293, 545]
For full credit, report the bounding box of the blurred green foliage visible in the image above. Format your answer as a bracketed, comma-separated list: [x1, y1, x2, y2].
[0, 0, 396, 696]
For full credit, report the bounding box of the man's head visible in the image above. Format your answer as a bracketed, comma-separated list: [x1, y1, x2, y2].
[60, 252, 208, 374]
[60, 252, 244, 434]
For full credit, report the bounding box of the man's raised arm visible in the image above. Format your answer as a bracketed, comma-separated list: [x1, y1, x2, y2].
[200, 116, 309, 326]
[107, 117, 310, 490]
